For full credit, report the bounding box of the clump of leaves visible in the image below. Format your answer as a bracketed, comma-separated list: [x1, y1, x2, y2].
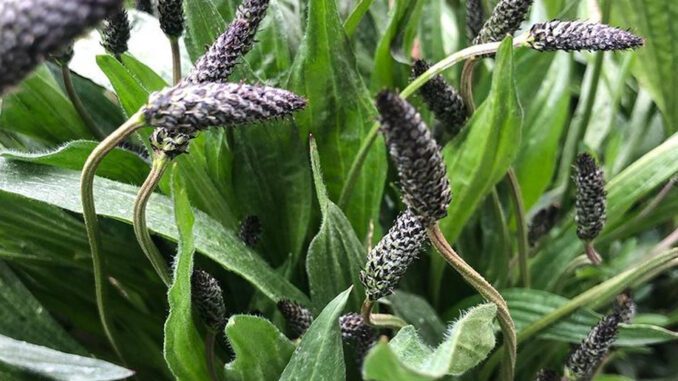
[0, 1, 677, 381]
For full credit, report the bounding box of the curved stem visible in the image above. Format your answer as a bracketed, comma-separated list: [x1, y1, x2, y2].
[133, 153, 172, 286]
[427, 224, 516, 381]
[80, 110, 146, 361]
[460, 59, 478, 113]
[361, 298, 407, 329]
[585, 242, 602, 265]
[170, 38, 182, 85]
[343, 0, 375, 38]
[338, 34, 530, 208]
[61, 65, 105, 140]
[506, 168, 530, 288]
[205, 330, 220, 381]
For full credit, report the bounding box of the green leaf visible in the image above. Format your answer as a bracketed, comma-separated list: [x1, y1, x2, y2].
[0, 66, 93, 144]
[0, 158, 309, 305]
[514, 52, 572, 209]
[387, 291, 446, 346]
[245, 0, 293, 80]
[163, 169, 211, 381]
[306, 138, 365, 311]
[504, 288, 678, 346]
[96, 55, 152, 117]
[288, 0, 387, 240]
[0, 141, 149, 184]
[279, 288, 352, 381]
[0, 262, 84, 355]
[120, 54, 168, 93]
[438, 38, 521, 242]
[363, 303, 498, 380]
[613, 0, 678, 133]
[183, 0, 227, 62]
[0, 334, 133, 381]
[224, 315, 295, 381]
[532, 132, 678, 288]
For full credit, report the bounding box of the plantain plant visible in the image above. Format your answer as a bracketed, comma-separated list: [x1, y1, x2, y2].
[0, 0, 677, 380]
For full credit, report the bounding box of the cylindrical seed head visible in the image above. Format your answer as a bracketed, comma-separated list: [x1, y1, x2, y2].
[101, 9, 130, 57]
[528, 20, 644, 52]
[360, 209, 427, 301]
[191, 269, 227, 331]
[474, 0, 533, 44]
[411, 60, 468, 138]
[277, 299, 314, 340]
[565, 311, 621, 379]
[183, 0, 270, 84]
[376, 91, 452, 225]
[573, 153, 607, 242]
[136, 0, 154, 14]
[339, 313, 376, 365]
[158, 0, 184, 38]
[466, 0, 485, 42]
[527, 204, 560, 246]
[0, 0, 123, 95]
[238, 215, 262, 248]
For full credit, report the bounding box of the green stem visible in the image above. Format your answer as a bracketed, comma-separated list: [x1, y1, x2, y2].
[343, 0, 375, 38]
[170, 38, 182, 85]
[338, 34, 530, 209]
[361, 299, 408, 329]
[427, 224, 516, 381]
[205, 330, 220, 381]
[61, 65, 105, 140]
[460, 59, 478, 113]
[80, 110, 146, 362]
[133, 153, 172, 286]
[506, 168, 530, 288]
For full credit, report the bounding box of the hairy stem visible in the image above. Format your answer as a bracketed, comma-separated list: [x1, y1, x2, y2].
[427, 224, 516, 381]
[133, 153, 172, 286]
[205, 330, 220, 381]
[338, 34, 530, 208]
[61, 65, 105, 140]
[361, 298, 407, 329]
[343, 0, 375, 38]
[506, 168, 530, 288]
[80, 110, 146, 361]
[170, 38, 182, 85]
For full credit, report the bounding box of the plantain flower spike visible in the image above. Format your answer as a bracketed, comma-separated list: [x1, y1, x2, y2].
[101, 9, 131, 58]
[191, 269, 227, 331]
[136, 0, 154, 14]
[573, 153, 607, 243]
[376, 91, 452, 225]
[183, 0, 270, 84]
[528, 20, 644, 52]
[144, 82, 307, 157]
[277, 299, 314, 340]
[466, 0, 485, 42]
[158, 0, 184, 38]
[238, 215, 262, 248]
[360, 209, 427, 301]
[339, 313, 376, 365]
[565, 310, 622, 379]
[474, 0, 534, 44]
[527, 204, 560, 246]
[0, 0, 123, 95]
[411, 60, 468, 138]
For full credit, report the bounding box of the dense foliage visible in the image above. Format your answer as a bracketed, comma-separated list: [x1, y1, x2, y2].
[0, 0, 677, 380]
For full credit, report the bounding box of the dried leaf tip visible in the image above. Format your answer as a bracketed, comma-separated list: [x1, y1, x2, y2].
[474, 0, 534, 44]
[0, 0, 123, 95]
[565, 310, 621, 379]
[158, 0, 184, 38]
[183, 0, 270, 84]
[360, 209, 427, 301]
[573, 153, 606, 242]
[191, 269, 227, 331]
[277, 299, 314, 340]
[528, 20, 644, 52]
[376, 91, 452, 225]
[411, 60, 468, 139]
[339, 313, 376, 365]
[102, 9, 131, 58]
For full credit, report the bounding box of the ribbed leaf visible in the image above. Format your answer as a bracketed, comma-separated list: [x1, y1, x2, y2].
[183, 0, 227, 62]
